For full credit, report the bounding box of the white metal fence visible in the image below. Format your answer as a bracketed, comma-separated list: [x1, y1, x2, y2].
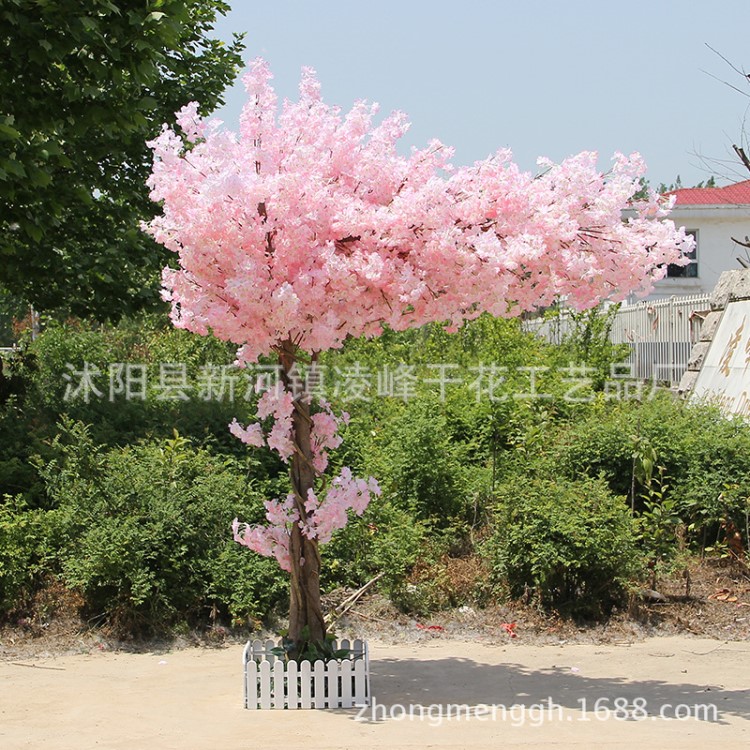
[525, 294, 712, 386]
[610, 295, 711, 385]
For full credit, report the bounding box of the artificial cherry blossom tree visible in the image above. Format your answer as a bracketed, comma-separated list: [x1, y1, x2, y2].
[145, 58, 691, 647]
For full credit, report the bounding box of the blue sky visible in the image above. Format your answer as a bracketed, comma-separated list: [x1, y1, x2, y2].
[211, 0, 750, 187]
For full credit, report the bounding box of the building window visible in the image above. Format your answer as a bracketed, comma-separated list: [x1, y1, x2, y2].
[667, 230, 698, 278]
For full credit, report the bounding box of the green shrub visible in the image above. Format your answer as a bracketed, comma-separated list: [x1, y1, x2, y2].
[0, 288, 26, 346]
[485, 477, 640, 618]
[0, 496, 47, 615]
[25, 317, 248, 452]
[550, 394, 750, 546]
[547, 303, 631, 389]
[7, 307, 750, 633]
[672, 412, 750, 544]
[321, 500, 427, 593]
[390, 552, 490, 615]
[40, 421, 286, 634]
[206, 543, 289, 628]
[548, 399, 636, 496]
[379, 398, 474, 522]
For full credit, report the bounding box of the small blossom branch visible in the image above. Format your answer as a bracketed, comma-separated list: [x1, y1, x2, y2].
[231, 386, 379, 571]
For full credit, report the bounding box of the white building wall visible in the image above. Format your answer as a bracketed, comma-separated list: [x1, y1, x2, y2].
[644, 204, 750, 300]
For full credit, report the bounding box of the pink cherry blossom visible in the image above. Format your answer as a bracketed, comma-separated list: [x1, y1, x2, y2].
[310, 400, 344, 473]
[257, 388, 296, 461]
[228, 418, 265, 448]
[145, 58, 690, 368]
[233, 516, 293, 572]
[299, 468, 381, 544]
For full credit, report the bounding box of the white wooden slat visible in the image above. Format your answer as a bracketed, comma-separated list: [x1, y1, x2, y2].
[313, 660, 326, 709]
[259, 661, 272, 710]
[339, 659, 353, 708]
[325, 659, 339, 708]
[243, 642, 252, 710]
[299, 661, 312, 709]
[272, 661, 285, 709]
[359, 639, 370, 684]
[353, 658, 368, 706]
[286, 660, 299, 709]
[246, 659, 258, 710]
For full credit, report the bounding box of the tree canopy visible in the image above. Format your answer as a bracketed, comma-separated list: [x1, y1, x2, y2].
[0, 0, 244, 318]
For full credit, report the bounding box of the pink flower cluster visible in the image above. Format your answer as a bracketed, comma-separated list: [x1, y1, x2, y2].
[229, 386, 296, 460]
[301, 468, 380, 544]
[256, 388, 295, 460]
[145, 58, 692, 366]
[228, 388, 347, 472]
[228, 418, 263, 447]
[232, 464, 380, 570]
[310, 399, 349, 473]
[232, 509, 294, 571]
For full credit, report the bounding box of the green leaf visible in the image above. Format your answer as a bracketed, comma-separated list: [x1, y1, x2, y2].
[4, 160, 26, 177]
[0, 124, 21, 141]
[80, 16, 100, 32]
[0, 0, 245, 318]
[28, 167, 52, 188]
[23, 223, 43, 243]
[138, 96, 158, 111]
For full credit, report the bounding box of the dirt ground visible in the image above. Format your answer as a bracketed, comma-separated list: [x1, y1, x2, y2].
[331, 557, 750, 646]
[0, 558, 749, 749]
[0, 635, 748, 750]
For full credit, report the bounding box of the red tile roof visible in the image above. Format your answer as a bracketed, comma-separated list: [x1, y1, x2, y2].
[666, 179, 750, 206]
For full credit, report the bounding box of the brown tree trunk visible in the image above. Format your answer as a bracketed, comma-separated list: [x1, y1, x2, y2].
[278, 340, 326, 650]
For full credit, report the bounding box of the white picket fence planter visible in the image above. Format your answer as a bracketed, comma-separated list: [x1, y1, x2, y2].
[242, 638, 370, 710]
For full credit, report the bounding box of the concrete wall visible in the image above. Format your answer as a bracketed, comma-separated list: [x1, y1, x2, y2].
[678, 268, 750, 400]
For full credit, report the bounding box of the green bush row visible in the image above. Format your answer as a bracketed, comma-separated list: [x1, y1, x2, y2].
[1, 310, 749, 628]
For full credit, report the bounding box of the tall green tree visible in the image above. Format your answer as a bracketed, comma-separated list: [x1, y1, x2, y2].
[0, 0, 244, 318]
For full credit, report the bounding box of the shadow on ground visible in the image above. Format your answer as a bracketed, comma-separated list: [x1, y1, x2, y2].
[358, 655, 749, 725]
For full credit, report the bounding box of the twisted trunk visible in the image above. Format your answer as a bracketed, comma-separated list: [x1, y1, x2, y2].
[279, 340, 326, 648]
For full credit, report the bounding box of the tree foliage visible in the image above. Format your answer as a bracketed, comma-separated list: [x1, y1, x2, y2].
[0, 0, 244, 318]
